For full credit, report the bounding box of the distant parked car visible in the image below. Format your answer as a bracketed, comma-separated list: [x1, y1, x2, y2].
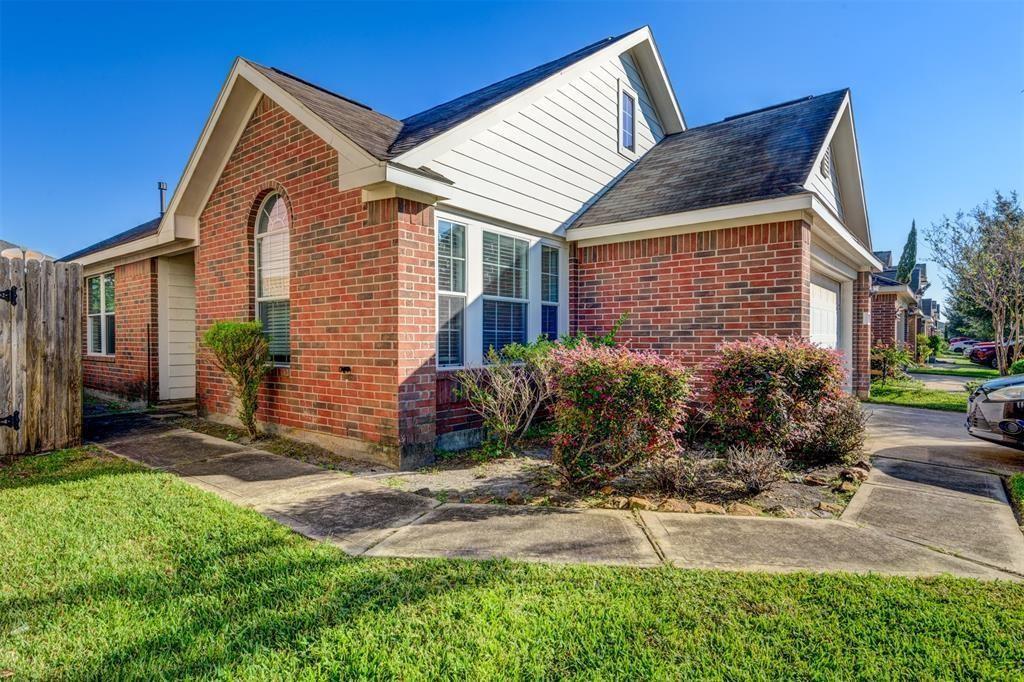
[949, 338, 981, 354]
[967, 374, 1024, 450]
[969, 342, 1020, 368]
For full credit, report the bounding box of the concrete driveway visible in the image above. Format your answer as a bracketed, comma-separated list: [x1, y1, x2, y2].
[908, 372, 974, 393]
[86, 406, 1024, 581]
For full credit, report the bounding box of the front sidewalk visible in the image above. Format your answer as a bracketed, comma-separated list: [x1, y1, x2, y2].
[86, 407, 1024, 580]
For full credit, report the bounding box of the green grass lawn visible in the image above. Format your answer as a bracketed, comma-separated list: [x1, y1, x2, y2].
[910, 365, 1000, 379]
[867, 380, 969, 412]
[3, 448, 1023, 679]
[1009, 473, 1024, 520]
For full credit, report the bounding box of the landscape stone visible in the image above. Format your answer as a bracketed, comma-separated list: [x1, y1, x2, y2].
[817, 501, 844, 515]
[727, 503, 761, 516]
[693, 501, 726, 514]
[803, 474, 830, 486]
[628, 496, 657, 510]
[840, 468, 868, 482]
[658, 499, 693, 513]
[836, 481, 858, 494]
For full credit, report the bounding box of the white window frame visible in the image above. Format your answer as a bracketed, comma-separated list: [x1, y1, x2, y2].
[617, 79, 639, 159]
[434, 211, 568, 370]
[254, 192, 291, 366]
[436, 219, 467, 369]
[86, 271, 115, 357]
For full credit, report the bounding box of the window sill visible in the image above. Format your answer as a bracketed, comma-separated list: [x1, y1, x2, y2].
[85, 353, 116, 362]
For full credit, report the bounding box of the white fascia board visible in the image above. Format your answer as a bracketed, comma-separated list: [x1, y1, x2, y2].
[874, 284, 916, 303]
[805, 92, 849, 194]
[808, 195, 882, 271]
[568, 195, 816, 243]
[803, 93, 872, 251]
[392, 27, 673, 167]
[630, 27, 685, 132]
[78, 239, 195, 274]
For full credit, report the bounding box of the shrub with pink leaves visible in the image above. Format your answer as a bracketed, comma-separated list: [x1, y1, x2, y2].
[703, 336, 852, 454]
[549, 340, 690, 486]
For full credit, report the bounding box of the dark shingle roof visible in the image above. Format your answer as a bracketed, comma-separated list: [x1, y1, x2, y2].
[61, 217, 161, 262]
[247, 62, 404, 161]
[388, 31, 635, 156]
[872, 272, 904, 288]
[249, 30, 634, 160]
[873, 250, 892, 268]
[570, 89, 849, 230]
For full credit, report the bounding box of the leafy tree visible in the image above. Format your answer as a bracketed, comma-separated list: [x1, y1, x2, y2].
[895, 220, 917, 284]
[926, 192, 1024, 374]
[202, 321, 271, 438]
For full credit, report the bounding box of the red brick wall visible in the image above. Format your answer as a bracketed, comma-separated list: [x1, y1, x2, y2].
[852, 271, 871, 397]
[82, 257, 158, 401]
[871, 292, 898, 347]
[195, 96, 435, 467]
[572, 220, 812, 378]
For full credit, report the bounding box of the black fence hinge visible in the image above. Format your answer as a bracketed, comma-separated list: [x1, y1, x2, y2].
[0, 286, 16, 306]
[0, 411, 20, 430]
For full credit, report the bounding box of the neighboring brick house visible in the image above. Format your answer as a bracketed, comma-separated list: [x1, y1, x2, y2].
[869, 251, 935, 355]
[62, 26, 881, 468]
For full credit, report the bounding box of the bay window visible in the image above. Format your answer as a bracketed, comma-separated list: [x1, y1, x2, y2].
[435, 214, 565, 368]
[482, 231, 528, 355]
[86, 271, 115, 355]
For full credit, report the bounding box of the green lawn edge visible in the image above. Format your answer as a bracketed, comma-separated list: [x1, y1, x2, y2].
[866, 382, 968, 413]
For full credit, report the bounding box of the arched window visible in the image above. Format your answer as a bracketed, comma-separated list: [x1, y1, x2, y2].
[255, 193, 290, 364]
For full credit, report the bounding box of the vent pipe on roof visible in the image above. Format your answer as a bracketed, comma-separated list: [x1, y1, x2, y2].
[158, 181, 168, 216]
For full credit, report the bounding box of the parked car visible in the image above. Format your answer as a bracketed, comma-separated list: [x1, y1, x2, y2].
[969, 342, 1020, 368]
[967, 374, 1024, 450]
[949, 338, 981, 354]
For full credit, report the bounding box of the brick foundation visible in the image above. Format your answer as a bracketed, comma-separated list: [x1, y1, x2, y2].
[82, 257, 159, 402]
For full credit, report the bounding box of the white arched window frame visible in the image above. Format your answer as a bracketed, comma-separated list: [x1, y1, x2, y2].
[254, 193, 291, 365]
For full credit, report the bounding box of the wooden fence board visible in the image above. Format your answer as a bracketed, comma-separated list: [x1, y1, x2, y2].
[0, 257, 82, 456]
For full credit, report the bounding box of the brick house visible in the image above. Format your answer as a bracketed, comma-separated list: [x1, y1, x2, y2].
[869, 251, 935, 355]
[63, 27, 881, 468]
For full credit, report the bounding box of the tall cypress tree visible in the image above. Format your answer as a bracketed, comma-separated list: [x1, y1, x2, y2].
[895, 220, 917, 284]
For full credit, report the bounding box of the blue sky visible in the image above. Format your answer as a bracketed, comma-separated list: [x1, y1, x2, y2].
[2, 1, 1022, 309]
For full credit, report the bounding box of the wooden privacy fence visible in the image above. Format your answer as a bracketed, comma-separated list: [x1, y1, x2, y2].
[0, 256, 83, 456]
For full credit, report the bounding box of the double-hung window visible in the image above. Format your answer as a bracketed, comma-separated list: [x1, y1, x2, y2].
[541, 245, 559, 341]
[482, 231, 528, 356]
[87, 272, 115, 355]
[437, 220, 466, 368]
[255, 193, 291, 365]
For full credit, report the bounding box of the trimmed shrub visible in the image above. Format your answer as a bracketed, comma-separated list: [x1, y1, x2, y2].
[1011, 359, 1024, 375]
[704, 336, 846, 451]
[202, 321, 270, 438]
[550, 340, 690, 486]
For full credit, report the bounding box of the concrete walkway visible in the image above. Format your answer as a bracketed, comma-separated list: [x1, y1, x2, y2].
[86, 407, 1024, 581]
[908, 372, 974, 393]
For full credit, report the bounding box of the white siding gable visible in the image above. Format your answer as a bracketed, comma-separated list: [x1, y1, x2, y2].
[427, 52, 665, 235]
[806, 144, 844, 220]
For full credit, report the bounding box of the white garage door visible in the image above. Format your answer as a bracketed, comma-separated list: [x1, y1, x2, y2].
[810, 275, 841, 349]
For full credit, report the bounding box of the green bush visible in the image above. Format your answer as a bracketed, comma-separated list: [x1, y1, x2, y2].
[550, 340, 690, 486]
[455, 342, 556, 455]
[1011, 359, 1024, 375]
[915, 334, 933, 363]
[704, 336, 847, 452]
[202, 321, 270, 438]
[926, 335, 946, 357]
[871, 343, 913, 383]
